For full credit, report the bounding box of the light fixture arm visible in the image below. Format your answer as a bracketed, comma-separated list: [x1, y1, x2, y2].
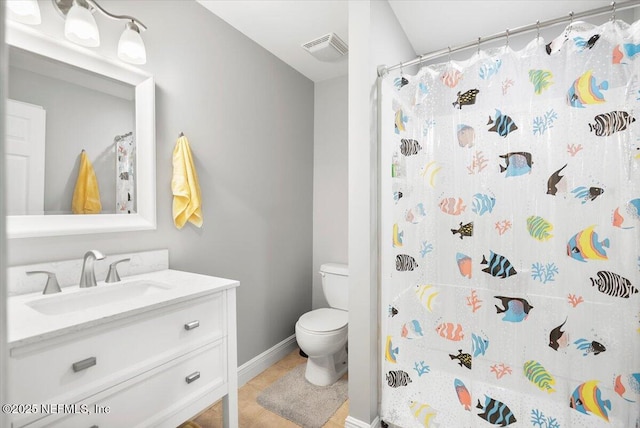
[84, 0, 147, 31]
[52, 0, 147, 31]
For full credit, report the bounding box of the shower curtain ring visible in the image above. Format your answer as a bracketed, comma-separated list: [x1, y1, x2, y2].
[400, 61, 404, 76]
[536, 20, 540, 42]
[569, 11, 574, 32]
[477, 37, 481, 55]
[448, 46, 451, 63]
[611, 1, 616, 21]
[505, 29, 509, 47]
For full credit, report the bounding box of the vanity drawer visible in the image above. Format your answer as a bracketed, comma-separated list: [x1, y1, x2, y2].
[9, 292, 224, 406]
[36, 339, 226, 428]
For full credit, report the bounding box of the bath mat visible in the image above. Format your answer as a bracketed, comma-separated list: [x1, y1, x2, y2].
[177, 421, 201, 428]
[257, 364, 347, 428]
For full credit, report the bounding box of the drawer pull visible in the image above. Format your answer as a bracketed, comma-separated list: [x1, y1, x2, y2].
[185, 371, 201, 384]
[72, 357, 97, 372]
[184, 320, 200, 331]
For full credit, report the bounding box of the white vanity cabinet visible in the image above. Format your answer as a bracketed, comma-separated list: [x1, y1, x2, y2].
[7, 270, 239, 428]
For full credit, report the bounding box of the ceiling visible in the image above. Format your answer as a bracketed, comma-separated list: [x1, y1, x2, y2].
[198, 1, 629, 83]
[197, 0, 348, 83]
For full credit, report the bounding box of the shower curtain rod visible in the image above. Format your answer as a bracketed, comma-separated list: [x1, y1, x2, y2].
[378, 0, 640, 76]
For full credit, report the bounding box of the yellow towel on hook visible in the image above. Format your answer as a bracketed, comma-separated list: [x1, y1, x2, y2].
[172, 134, 203, 229]
[71, 150, 102, 214]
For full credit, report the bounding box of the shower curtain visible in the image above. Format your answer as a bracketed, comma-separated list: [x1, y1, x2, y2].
[380, 18, 640, 428]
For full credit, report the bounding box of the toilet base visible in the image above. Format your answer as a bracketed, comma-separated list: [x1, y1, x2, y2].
[304, 346, 348, 386]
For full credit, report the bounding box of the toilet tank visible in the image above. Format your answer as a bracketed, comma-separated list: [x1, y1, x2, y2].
[320, 263, 348, 310]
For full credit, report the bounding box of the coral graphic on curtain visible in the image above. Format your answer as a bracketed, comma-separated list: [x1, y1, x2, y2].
[380, 19, 640, 428]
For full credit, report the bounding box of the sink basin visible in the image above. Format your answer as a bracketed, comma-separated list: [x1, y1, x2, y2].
[26, 280, 175, 316]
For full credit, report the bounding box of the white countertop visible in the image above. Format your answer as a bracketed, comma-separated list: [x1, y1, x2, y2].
[8, 269, 239, 348]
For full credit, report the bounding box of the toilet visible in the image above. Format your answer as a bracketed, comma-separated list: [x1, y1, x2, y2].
[295, 263, 348, 386]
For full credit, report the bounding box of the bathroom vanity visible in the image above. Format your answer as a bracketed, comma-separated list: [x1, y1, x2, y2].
[7, 269, 239, 428]
[4, 18, 241, 428]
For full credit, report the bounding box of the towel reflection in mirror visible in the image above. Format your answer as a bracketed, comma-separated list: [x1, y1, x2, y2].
[71, 150, 102, 214]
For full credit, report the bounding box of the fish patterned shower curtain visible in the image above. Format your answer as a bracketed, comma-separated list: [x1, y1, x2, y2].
[380, 18, 640, 428]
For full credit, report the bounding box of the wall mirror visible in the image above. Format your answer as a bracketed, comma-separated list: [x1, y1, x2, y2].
[5, 22, 156, 238]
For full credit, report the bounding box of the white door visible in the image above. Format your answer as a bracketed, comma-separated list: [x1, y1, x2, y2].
[6, 99, 46, 215]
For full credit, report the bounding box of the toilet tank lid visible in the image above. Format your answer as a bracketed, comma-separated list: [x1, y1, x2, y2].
[320, 263, 348, 276]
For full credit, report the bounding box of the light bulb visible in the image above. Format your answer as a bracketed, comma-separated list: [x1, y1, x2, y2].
[118, 22, 147, 65]
[65, 1, 100, 47]
[6, 0, 41, 25]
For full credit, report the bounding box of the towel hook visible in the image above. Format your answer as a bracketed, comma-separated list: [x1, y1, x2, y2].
[536, 20, 540, 42]
[611, 1, 616, 21]
[179, 132, 184, 137]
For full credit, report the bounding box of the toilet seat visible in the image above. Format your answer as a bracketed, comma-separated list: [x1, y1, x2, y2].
[297, 308, 347, 334]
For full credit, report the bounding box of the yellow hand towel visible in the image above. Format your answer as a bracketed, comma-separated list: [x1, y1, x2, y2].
[72, 150, 102, 214]
[172, 135, 203, 229]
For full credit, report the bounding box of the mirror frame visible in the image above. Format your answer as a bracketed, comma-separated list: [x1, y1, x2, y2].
[5, 22, 156, 239]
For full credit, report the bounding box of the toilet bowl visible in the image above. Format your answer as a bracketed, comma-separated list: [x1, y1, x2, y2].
[295, 308, 348, 386]
[296, 263, 349, 386]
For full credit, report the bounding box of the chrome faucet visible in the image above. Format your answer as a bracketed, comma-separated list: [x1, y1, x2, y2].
[79, 250, 105, 288]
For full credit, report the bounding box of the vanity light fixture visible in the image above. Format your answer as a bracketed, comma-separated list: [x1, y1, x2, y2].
[64, 0, 100, 47]
[6, 0, 42, 25]
[52, 0, 148, 64]
[118, 21, 146, 65]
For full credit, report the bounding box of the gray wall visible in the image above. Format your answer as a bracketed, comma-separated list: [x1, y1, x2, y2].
[9, 67, 134, 214]
[312, 75, 348, 309]
[6, 0, 314, 366]
[348, 0, 416, 424]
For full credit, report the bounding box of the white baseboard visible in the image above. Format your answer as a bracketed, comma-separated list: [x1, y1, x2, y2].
[237, 334, 298, 387]
[345, 415, 380, 428]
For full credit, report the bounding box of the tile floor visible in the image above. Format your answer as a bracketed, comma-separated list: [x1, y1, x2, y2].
[188, 348, 349, 428]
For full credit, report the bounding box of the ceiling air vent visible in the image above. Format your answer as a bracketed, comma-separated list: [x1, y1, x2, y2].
[302, 33, 348, 62]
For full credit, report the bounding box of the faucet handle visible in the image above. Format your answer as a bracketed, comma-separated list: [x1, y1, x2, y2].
[105, 258, 131, 283]
[26, 271, 62, 295]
